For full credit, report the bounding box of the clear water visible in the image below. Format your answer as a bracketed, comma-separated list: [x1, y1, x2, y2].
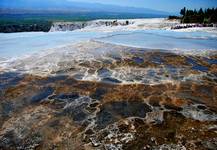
[0, 29, 217, 59]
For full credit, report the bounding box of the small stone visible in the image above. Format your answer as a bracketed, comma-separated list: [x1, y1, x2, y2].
[151, 137, 156, 142]
[90, 137, 101, 147]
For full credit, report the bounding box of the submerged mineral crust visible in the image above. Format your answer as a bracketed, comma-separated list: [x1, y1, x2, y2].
[0, 41, 217, 150]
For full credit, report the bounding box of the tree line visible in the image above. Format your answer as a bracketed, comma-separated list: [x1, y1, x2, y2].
[180, 7, 217, 23]
[0, 20, 52, 33]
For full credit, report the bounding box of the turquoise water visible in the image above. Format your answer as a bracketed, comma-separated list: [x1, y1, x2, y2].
[0, 29, 217, 58]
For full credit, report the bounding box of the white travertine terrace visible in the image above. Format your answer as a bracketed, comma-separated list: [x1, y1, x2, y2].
[0, 41, 214, 85]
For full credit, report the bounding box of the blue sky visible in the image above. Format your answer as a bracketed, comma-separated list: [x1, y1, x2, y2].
[70, 0, 217, 12]
[1, 0, 217, 13]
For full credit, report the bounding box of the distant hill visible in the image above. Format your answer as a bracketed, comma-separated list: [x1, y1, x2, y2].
[0, 0, 169, 16]
[0, 0, 171, 33]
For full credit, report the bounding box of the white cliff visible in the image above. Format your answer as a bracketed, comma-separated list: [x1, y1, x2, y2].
[49, 20, 133, 32]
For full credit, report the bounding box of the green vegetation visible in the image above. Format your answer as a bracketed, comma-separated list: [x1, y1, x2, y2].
[0, 13, 90, 33]
[168, 16, 181, 19]
[0, 12, 164, 33]
[0, 20, 52, 33]
[180, 7, 217, 23]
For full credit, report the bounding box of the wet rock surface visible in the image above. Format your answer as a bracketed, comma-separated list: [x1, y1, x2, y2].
[0, 42, 217, 149]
